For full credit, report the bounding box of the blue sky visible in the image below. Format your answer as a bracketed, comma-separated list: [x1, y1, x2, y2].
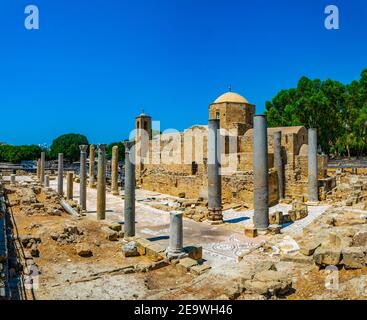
[1, 0, 366, 146]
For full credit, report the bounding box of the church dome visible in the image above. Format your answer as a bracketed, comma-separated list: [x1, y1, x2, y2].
[214, 91, 249, 104]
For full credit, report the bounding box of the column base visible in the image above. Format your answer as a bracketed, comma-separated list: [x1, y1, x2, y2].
[207, 220, 224, 225]
[166, 249, 186, 260]
[208, 208, 223, 224]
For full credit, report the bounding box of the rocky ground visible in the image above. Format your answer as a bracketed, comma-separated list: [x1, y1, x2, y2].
[1, 172, 367, 300]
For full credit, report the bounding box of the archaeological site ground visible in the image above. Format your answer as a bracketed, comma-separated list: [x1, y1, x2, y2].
[2, 89, 367, 304]
[1, 1, 367, 313]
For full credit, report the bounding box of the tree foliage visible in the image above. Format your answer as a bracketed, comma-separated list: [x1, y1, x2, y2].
[50, 134, 89, 162]
[0, 145, 42, 163]
[266, 69, 367, 156]
[106, 142, 125, 162]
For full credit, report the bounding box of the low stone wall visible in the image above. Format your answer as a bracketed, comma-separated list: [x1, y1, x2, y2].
[141, 168, 280, 208]
[0, 181, 9, 299]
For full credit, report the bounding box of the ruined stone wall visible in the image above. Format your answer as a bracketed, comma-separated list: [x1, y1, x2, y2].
[222, 169, 279, 208]
[138, 122, 312, 205]
[296, 155, 329, 181]
[141, 166, 279, 208]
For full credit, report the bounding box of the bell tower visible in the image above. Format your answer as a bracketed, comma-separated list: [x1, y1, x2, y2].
[136, 111, 152, 142]
[135, 111, 152, 182]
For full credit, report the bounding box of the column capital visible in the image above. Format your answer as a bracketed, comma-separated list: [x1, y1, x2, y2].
[80, 145, 88, 153]
[98, 144, 107, 152]
[123, 140, 135, 151]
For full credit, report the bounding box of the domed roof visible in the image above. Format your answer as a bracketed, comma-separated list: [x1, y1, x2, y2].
[214, 91, 249, 104]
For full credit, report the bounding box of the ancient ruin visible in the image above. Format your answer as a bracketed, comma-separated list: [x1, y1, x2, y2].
[0, 91, 366, 301]
[135, 92, 334, 208]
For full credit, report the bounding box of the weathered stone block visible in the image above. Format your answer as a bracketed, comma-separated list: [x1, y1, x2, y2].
[136, 238, 152, 256]
[224, 284, 242, 300]
[184, 245, 202, 261]
[75, 243, 93, 257]
[123, 241, 139, 257]
[269, 211, 283, 225]
[313, 247, 342, 266]
[300, 239, 322, 256]
[342, 247, 366, 269]
[190, 264, 211, 275]
[353, 231, 367, 247]
[244, 226, 257, 238]
[106, 221, 122, 232]
[176, 257, 198, 272]
[101, 226, 118, 241]
[288, 210, 297, 222]
[295, 210, 308, 220]
[146, 243, 165, 262]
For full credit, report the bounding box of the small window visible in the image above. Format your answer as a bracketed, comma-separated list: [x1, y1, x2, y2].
[191, 161, 198, 175]
[216, 112, 220, 120]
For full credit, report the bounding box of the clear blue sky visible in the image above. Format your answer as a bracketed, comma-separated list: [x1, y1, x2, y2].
[1, 0, 366, 146]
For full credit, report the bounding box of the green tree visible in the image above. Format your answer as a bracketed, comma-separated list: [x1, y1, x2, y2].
[265, 70, 367, 156]
[106, 142, 125, 162]
[50, 134, 89, 162]
[0, 145, 42, 163]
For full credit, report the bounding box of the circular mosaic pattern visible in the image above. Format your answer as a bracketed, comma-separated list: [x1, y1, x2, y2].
[211, 243, 236, 252]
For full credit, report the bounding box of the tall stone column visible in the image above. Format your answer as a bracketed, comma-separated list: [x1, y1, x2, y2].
[273, 131, 284, 200]
[40, 152, 45, 185]
[57, 153, 64, 196]
[208, 119, 222, 223]
[67, 172, 74, 200]
[89, 144, 96, 188]
[97, 144, 106, 220]
[36, 159, 41, 179]
[253, 115, 269, 232]
[167, 211, 184, 258]
[124, 141, 135, 238]
[308, 128, 318, 202]
[111, 146, 119, 195]
[79, 145, 88, 212]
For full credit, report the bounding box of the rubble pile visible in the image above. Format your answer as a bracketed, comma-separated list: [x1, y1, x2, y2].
[50, 224, 85, 244]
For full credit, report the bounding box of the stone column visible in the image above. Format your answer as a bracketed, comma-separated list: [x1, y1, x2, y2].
[111, 146, 119, 195]
[36, 159, 41, 179]
[44, 175, 50, 188]
[67, 172, 74, 200]
[97, 144, 106, 220]
[273, 131, 284, 200]
[308, 128, 318, 202]
[208, 119, 222, 223]
[40, 152, 45, 185]
[79, 145, 88, 212]
[253, 115, 269, 232]
[89, 144, 96, 188]
[57, 153, 64, 196]
[167, 211, 184, 258]
[10, 174, 16, 185]
[124, 141, 136, 238]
